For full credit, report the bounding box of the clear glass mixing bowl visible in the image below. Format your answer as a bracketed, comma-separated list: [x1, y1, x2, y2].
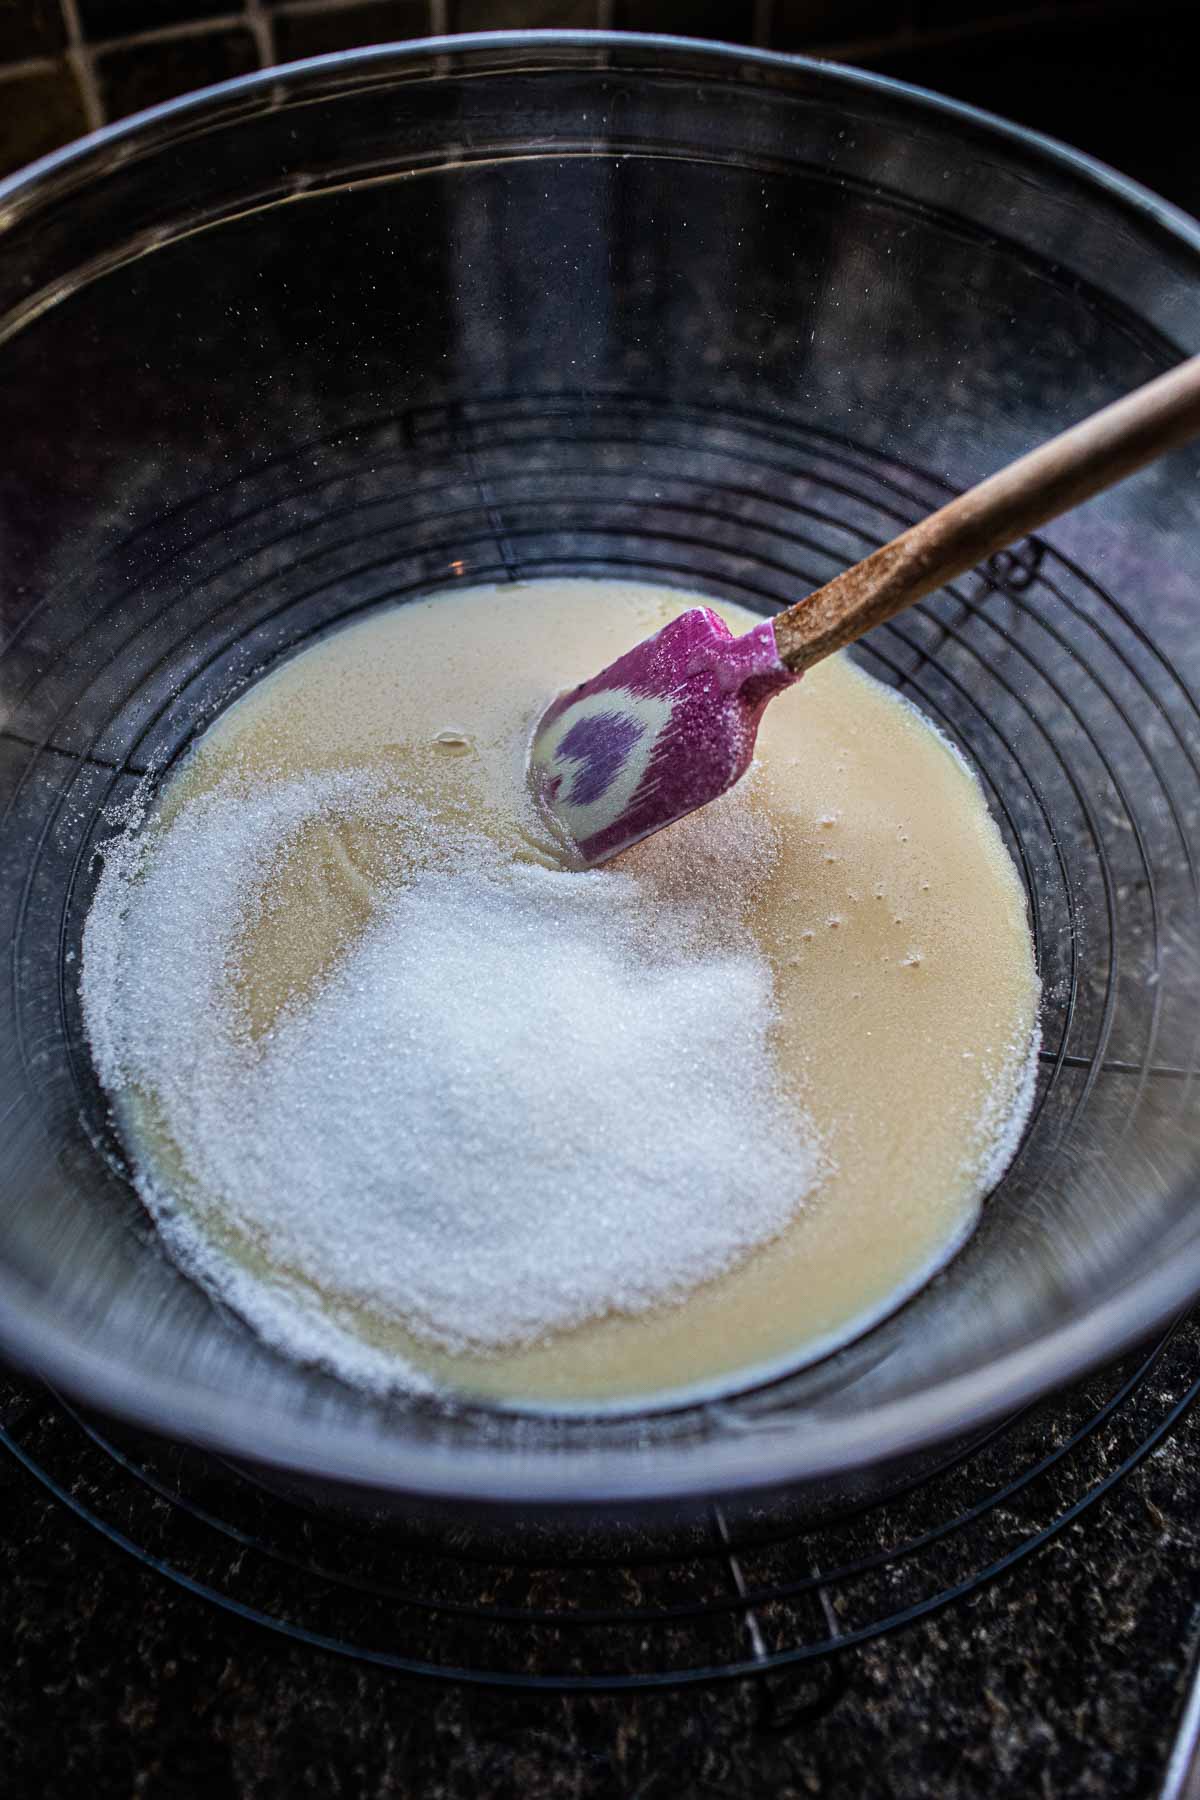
[2, 32, 1200, 1514]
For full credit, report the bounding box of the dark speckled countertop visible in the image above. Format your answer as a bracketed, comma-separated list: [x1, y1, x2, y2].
[3, 1320, 1200, 1799]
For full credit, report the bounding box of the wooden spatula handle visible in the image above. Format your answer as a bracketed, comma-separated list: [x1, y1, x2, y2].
[772, 355, 1200, 674]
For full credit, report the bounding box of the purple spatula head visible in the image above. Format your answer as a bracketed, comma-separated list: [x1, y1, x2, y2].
[529, 607, 800, 865]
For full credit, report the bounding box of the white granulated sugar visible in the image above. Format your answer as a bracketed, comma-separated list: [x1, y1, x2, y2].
[968, 1021, 1042, 1198]
[82, 769, 821, 1379]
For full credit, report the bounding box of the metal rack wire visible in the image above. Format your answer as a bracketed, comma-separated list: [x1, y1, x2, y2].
[1, 1318, 1197, 1692]
[4, 393, 1200, 1689]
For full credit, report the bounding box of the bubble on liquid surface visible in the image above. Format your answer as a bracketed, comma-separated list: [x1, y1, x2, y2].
[432, 729, 473, 756]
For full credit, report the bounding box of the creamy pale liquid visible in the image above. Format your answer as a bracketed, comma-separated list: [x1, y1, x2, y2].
[101, 580, 1039, 1407]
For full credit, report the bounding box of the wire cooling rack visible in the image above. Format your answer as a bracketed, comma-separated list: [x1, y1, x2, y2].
[0, 1319, 1196, 1695]
[4, 393, 1200, 1692]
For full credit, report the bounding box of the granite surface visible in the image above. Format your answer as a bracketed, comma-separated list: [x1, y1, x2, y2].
[2, 1321, 1199, 1799]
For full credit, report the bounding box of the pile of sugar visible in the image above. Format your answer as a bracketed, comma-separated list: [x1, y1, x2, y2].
[82, 768, 822, 1381]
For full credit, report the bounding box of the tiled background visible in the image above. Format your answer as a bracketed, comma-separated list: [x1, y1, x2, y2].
[0, 0, 1196, 214]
